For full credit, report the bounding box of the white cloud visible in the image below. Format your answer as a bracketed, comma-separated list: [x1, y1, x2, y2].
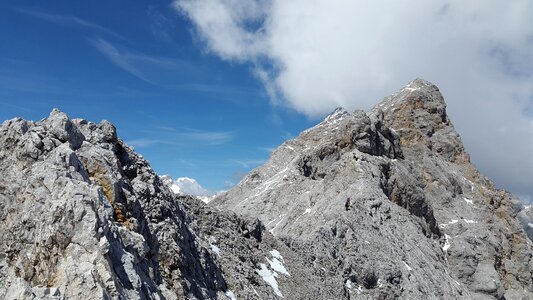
[161, 175, 224, 203]
[174, 0, 533, 201]
[175, 177, 211, 196]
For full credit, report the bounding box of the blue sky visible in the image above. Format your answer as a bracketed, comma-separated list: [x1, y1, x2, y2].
[0, 1, 314, 191]
[2, 1, 533, 202]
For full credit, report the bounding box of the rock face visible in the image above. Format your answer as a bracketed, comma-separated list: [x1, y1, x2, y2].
[0, 110, 329, 299]
[0, 79, 531, 300]
[214, 79, 533, 299]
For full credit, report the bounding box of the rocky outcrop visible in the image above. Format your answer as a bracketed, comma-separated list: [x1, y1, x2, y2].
[214, 79, 533, 299]
[0, 110, 331, 299]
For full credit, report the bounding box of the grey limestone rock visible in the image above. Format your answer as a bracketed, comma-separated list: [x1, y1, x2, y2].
[0, 109, 327, 299]
[214, 79, 533, 299]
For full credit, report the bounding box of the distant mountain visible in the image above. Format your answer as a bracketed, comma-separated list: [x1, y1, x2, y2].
[214, 79, 533, 299]
[160, 175, 220, 203]
[0, 79, 531, 299]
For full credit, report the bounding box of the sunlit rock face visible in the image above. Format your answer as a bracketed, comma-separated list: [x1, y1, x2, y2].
[0, 109, 329, 299]
[214, 79, 533, 299]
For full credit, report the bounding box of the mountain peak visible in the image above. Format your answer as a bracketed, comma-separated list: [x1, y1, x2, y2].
[214, 80, 533, 299]
[324, 106, 349, 122]
[369, 79, 468, 163]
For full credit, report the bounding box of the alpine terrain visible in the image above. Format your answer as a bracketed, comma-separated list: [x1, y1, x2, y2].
[0, 79, 531, 299]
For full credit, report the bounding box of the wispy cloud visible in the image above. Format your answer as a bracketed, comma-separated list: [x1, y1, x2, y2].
[232, 159, 266, 168]
[89, 37, 157, 84]
[169, 83, 260, 95]
[127, 127, 235, 148]
[175, 158, 265, 168]
[17, 8, 126, 40]
[257, 146, 276, 153]
[176, 128, 234, 145]
[126, 138, 177, 148]
[0, 101, 35, 113]
[89, 37, 213, 87]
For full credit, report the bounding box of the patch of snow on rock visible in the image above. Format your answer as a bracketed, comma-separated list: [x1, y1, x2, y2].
[268, 249, 290, 276]
[211, 244, 220, 256]
[270, 249, 282, 260]
[256, 263, 283, 297]
[225, 290, 237, 300]
[345, 279, 353, 289]
[439, 219, 459, 228]
[443, 234, 451, 252]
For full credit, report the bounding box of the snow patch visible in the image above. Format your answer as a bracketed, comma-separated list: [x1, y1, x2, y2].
[464, 219, 477, 224]
[253, 167, 290, 198]
[270, 249, 282, 260]
[463, 197, 473, 204]
[443, 234, 451, 252]
[403, 261, 412, 271]
[211, 244, 220, 255]
[225, 290, 237, 300]
[404, 87, 420, 92]
[356, 285, 363, 294]
[284, 145, 295, 151]
[269, 215, 285, 234]
[528, 223, 533, 228]
[439, 219, 458, 228]
[345, 279, 353, 289]
[268, 249, 290, 276]
[256, 263, 283, 297]
[302, 208, 312, 215]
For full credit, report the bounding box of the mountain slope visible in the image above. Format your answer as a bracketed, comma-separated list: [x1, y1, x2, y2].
[213, 79, 533, 299]
[0, 110, 335, 299]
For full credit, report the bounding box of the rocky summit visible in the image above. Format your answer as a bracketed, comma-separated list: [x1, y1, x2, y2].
[214, 79, 533, 299]
[0, 79, 532, 300]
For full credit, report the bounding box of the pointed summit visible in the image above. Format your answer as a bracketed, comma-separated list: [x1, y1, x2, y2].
[323, 107, 349, 123]
[214, 80, 532, 299]
[370, 79, 468, 163]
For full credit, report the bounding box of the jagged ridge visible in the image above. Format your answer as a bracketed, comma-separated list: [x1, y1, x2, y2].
[0, 109, 337, 299]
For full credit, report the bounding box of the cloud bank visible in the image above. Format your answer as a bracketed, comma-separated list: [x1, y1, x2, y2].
[174, 0, 533, 202]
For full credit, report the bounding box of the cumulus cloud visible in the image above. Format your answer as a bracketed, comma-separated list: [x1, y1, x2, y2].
[174, 0, 533, 202]
[161, 175, 223, 203]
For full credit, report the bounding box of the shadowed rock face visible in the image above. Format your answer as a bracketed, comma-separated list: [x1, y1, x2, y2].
[214, 79, 533, 299]
[0, 79, 531, 300]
